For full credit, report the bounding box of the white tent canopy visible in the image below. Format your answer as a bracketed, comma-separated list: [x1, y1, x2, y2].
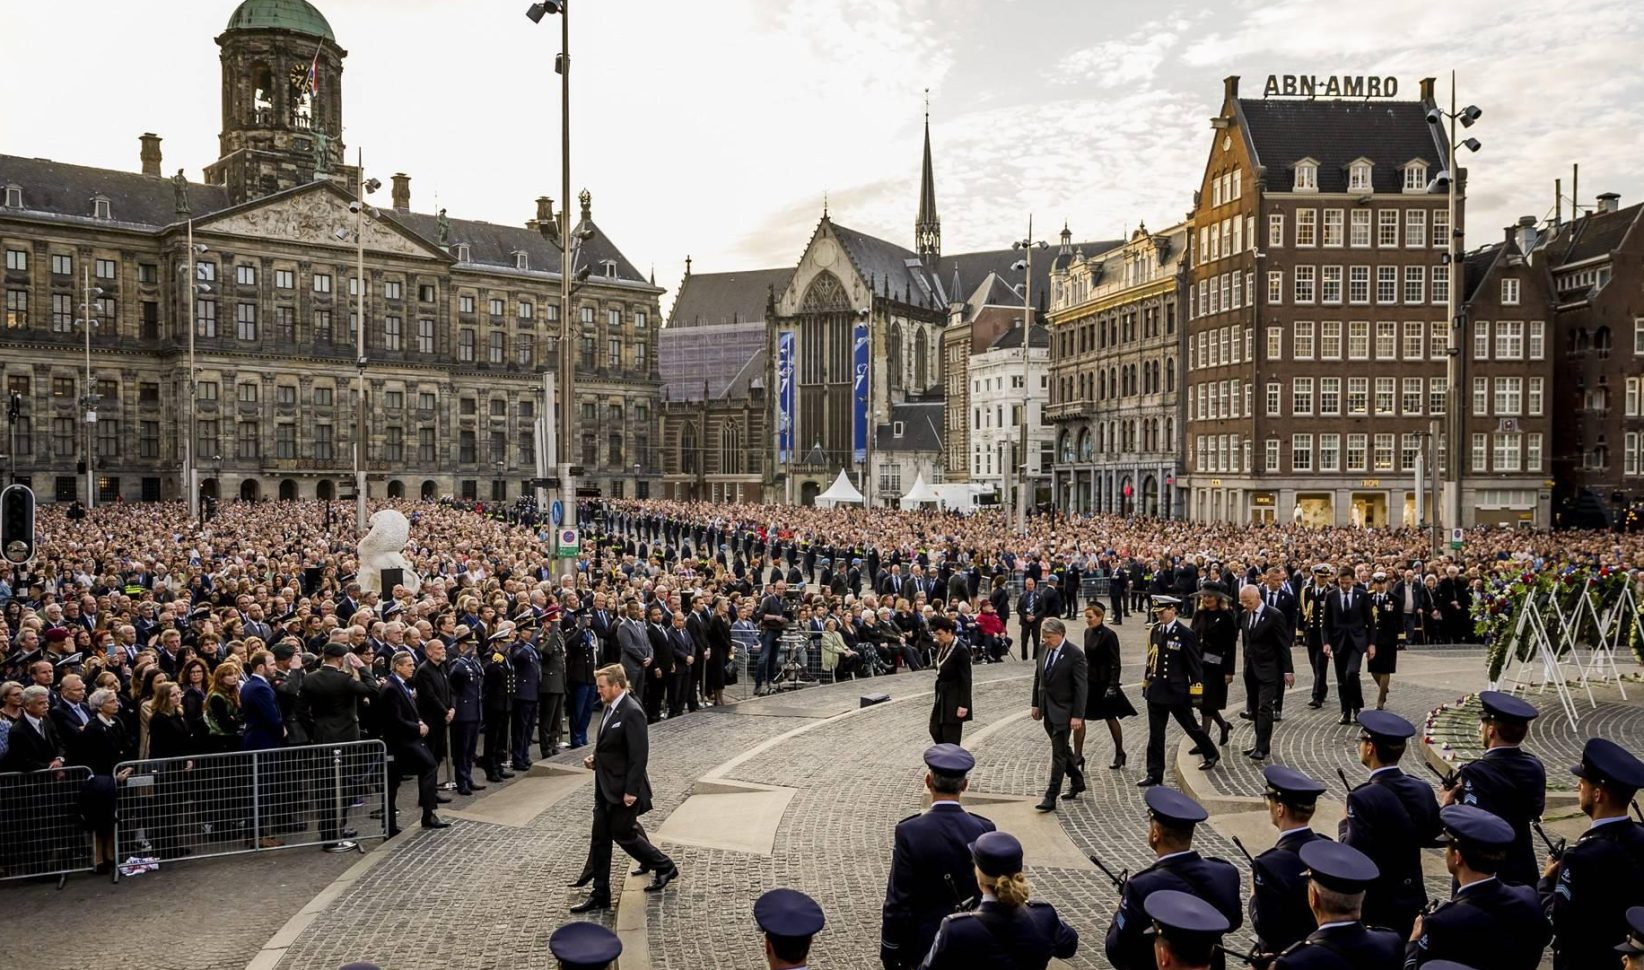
[899, 472, 939, 509]
[814, 469, 864, 506]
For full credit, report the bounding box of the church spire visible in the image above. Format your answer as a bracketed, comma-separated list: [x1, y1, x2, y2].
[914, 90, 940, 267]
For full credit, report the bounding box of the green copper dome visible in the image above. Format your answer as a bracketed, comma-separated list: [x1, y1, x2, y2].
[225, 0, 335, 41]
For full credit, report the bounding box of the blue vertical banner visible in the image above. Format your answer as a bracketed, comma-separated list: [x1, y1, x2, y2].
[776, 331, 795, 463]
[852, 322, 869, 462]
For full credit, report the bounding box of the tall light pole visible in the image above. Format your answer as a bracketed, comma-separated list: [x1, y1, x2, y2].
[527, 0, 577, 571]
[349, 161, 381, 533]
[78, 267, 103, 508]
[1011, 221, 1047, 533]
[1431, 72, 1483, 537]
[178, 207, 208, 523]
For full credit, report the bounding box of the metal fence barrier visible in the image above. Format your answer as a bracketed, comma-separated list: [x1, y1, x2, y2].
[0, 766, 95, 884]
[112, 740, 388, 880]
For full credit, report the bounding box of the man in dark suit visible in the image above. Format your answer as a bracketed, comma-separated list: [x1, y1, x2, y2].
[298, 639, 379, 851]
[1245, 565, 1298, 722]
[927, 617, 972, 744]
[1391, 568, 1429, 646]
[1040, 576, 1065, 630]
[1238, 585, 1294, 761]
[665, 610, 695, 718]
[1108, 564, 1128, 624]
[567, 664, 678, 913]
[241, 651, 286, 751]
[1018, 578, 1044, 660]
[46, 673, 92, 762]
[6, 685, 66, 771]
[379, 651, 448, 835]
[413, 638, 454, 788]
[879, 744, 996, 970]
[642, 605, 672, 722]
[1323, 568, 1375, 723]
[1030, 618, 1087, 812]
[1140, 597, 1219, 786]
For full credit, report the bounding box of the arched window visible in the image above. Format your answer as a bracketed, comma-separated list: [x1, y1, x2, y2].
[251, 62, 275, 125]
[914, 327, 930, 389]
[1165, 357, 1176, 392]
[1059, 430, 1073, 463]
[887, 321, 904, 391]
[720, 421, 742, 475]
[680, 424, 698, 474]
[1079, 427, 1094, 461]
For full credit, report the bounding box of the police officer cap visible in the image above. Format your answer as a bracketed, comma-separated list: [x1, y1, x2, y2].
[1262, 765, 1326, 805]
[323, 642, 350, 658]
[1616, 905, 1644, 955]
[276, 610, 298, 624]
[548, 921, 622, 969]
[1145, 786, 1208, 826]
[1143, 888, 1231, 941]
[968, 831, 1024, 877]
[382, 602, 403, 619]
[1299, 840, 1380, 893]
[1372, 571, 1388, 581]
[1570, 737, 1644, 791]
[1477, 690, 1538, 723]
[1152, 595, 1181, 608]
[753, 888, 825, 939]
[1439, 804, 1514, 848]
[1311, 563, 1332, 575]
[339, 572, 358, 584]
[189, 606, 212, 620]
[516, 614, 539, 632]
[923, 743, 974, 778]
[1357, 709, 1416, 740]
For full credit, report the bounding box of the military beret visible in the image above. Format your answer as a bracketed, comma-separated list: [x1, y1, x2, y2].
[753, 887, 825, 939]
[323, 642, 350, 658]
[1146, 786, 1208, 826]
[1477, 690, 1537, 723]
[272, 643, 298, 662]
[547, 922, 621, 970]
[1570, 737, 1644, 791]
[923, 743, 974, 778]
[1300, 840, 1379, 893]
[44, 628, 70, 643]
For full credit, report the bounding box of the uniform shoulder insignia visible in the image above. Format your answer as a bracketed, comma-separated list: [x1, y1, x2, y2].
[896, 812, 921, 825]
[943, 910, 977, 922]
[491, 652, 504, 662]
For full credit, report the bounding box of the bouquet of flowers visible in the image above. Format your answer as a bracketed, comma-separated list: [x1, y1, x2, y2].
[1475, 570, 1554, 681]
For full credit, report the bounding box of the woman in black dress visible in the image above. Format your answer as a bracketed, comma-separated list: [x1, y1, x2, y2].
[1367, 571, 1401, 709]
[79, 688, 133, 874]
[1078, 603, 1136, 770]
[146, 682, 196, 858]
[1191, 584, 1237, 750]
[704, 596, 734, 707]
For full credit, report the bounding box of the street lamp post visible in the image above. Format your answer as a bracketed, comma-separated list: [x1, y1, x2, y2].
[527, 0, 577, 574]
[1011, 221, 1047, 533]
[178, 217, 208, 523]
[78, 267, 103, 508]
[1431, 72, 1483, 536]
[347, 163, 381, 533]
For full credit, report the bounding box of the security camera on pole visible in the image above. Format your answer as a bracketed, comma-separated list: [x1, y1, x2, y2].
[1010, 220, 1047, 533]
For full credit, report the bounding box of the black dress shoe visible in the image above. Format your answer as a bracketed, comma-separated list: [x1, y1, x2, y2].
[644, 865, 680, 892]
[1034, 801, 1057, 813]
[340, 828, 359, 839]
[468, 782, 487, 791]
[1238, 711, 1254, 720]
[498, 770, 516, 779]
[1060, 788, 1083, 801]
[387, 826, 402, 838]
[456, 788, 473, 797]
[630, 864, 652, 877]
[1187, 745, 1203, 756]
[1136, 776, 1162, 787]
[436, 795, 453, 804]
[1246, 750, 1268, 761]
[1198, 757, 1220, 771]
[1338, 715, 1353, 725]
[1307, 700, 1324, 709]
[422, 814, 451, 829]
[1273, 712, 1284, 722]
[569, 895, 612, 913]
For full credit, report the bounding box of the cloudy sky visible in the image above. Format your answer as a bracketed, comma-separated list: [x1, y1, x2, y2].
[5, 0, 1642, 305]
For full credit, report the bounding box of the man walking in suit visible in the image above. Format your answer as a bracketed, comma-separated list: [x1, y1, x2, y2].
[1323, 567, 1375, 724]
[567, 664, 679, 913]
[1244, 566, 1297, 722]
[927, 616, 972, 744]
[1018, 578, 1044, 660]
[1030, 618, 1087, 812]
[379, 651, 448, 836]
[1041, 576, 1065, 631]
[1237, 586, 1294, 762]
[1139, 596, 1219, 787]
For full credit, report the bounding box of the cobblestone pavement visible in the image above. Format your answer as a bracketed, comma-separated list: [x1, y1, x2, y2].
[7, 633, 1623, 970]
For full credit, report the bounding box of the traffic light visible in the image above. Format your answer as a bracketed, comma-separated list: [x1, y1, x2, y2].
[1, 484, 34, 565]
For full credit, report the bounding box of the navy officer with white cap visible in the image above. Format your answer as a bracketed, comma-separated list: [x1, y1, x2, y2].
[1339, 709, 1440, 941]
[1539, 737, 1644, 970]
[1407, 804, 1550, 970]
[1272, 841, 1401, 969]
[918, 830, 1078, 969]
[756, 887, 825, 970]
[1250, 765, 1331, 960]
[881, 744, 996, 970]
[1140, 595, 1220, 787]
[1441, 690, 1545, 886]
[548, 921, 622, 970]
[1105, 787, 1241, 970]
[1144, 889, 1230, 970]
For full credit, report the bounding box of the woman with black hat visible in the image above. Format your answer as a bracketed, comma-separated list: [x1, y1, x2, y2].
[919, 830, 1079, 969]
[1191, 583, 1236, 750]
[1078, 603, 1134, 770]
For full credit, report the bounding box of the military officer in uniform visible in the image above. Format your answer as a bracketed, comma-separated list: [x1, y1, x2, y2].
[1617, 906, 1644, 970]
[919, 831, 1079, 969]
[447, 628, 485, 795]
[548, 920, 621, 970]
[1140, 596, 1220, 787]
[1104, 787, 1241, 970]
[928, 616, 973, 745]
[509, 616, 541, 771]
[1339, 710, 1441, 941]
[755, 887, 826, 970]
[1539, 737, 1644, 970]
[1407, 804, 1550, 970]
[1271, 841, 1402, 969]
[1300, 564, 1333, 710]
[1144, 890, 1231, 970]
[1441, 691, 1544, 886]
[480, 624, 516, 783]
[1250, 766, 1331, 961]
[880, 744, 996, 970]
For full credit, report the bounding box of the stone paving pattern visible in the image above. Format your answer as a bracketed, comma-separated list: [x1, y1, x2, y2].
[5, 626, 1624, 970]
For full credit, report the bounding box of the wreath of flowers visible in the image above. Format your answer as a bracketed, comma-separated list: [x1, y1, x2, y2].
[1476, 565, 1642, 681]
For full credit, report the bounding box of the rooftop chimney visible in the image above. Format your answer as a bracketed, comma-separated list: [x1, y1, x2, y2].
[1597, 192, 1620, 214]
[390, 173, 410, 210]
[139, 133, 162, 177]
[1419, 77, 1436, 103]
[536, 196, 554, 226]
[1223, 75, 1239, 102]
[1514, 215, 1538, 258]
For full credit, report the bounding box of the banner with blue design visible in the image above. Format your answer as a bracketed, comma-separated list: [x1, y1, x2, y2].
[777, 331, 795, 463]
[852, 322, 869, 462]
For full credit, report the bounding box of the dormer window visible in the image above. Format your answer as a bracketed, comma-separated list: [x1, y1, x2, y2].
[453, 242, 471, 262]
[1348, 161, 1372, 192]
[1293, 159, 1318, 192]
[1403, 161, 1429, 192]
[91, 195, 111, 220]
[601, 259, 618, 277]
[893, 421, 905, 437]
[3, 185, 20, 208]
[514, 250, 529, 271]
